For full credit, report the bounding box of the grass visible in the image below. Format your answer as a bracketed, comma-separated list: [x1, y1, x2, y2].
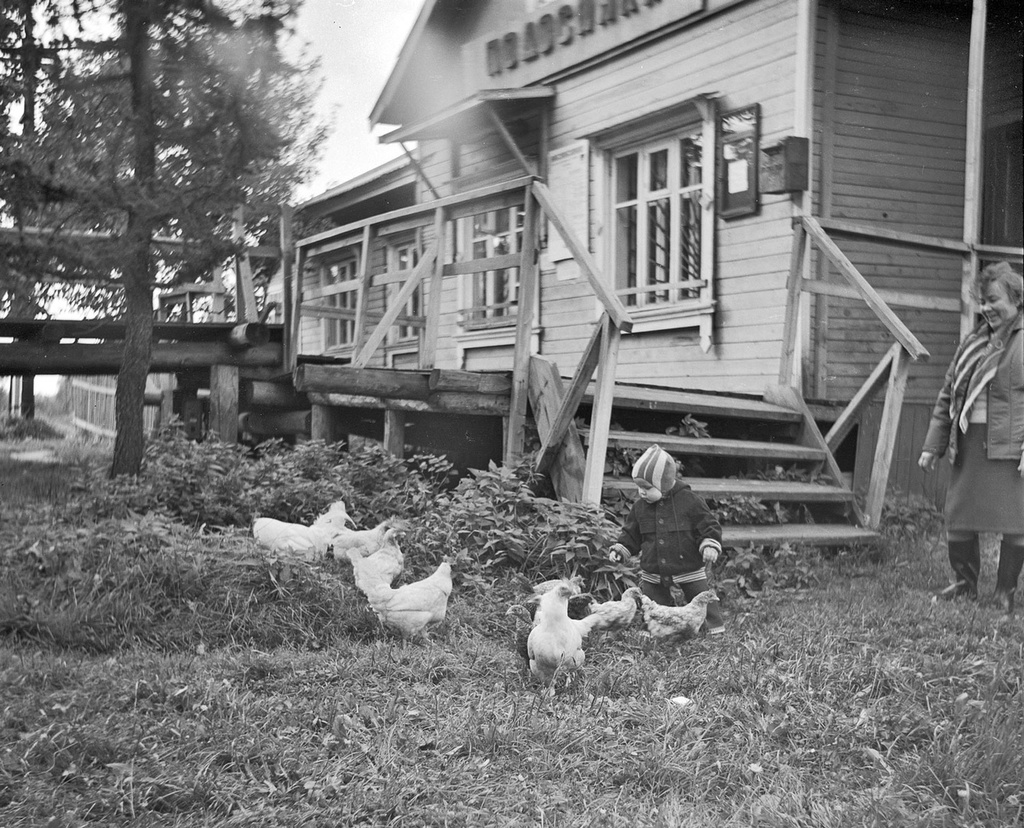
[0, 437, 1021, 827]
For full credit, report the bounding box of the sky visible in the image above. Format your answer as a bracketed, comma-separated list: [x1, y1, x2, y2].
[289, 0, 424, 202]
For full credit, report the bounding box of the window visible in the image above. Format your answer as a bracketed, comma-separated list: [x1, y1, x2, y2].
[387, 240, 423, 343]
[461, 205, 524, 329]
[611, 126, 707, 310]
[320, 256, 359, 350]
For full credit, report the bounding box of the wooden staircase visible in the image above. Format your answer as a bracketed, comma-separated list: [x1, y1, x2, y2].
[579, 382, 878, 549]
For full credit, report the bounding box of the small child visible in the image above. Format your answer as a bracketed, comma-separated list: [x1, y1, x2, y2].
[609, 444, 725, 635]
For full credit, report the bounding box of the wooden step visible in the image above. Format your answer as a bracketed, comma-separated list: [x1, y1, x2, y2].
[722, 523, 878, 547]
[595, 429, 827, 463]
[603, 477, 855, 503]
[583, 382, 802, 424]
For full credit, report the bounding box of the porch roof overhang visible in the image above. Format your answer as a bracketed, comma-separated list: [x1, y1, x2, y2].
[378, 87, 555, 145]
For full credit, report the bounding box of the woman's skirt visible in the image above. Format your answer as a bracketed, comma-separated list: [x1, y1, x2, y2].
[946, 424, 1024, 534]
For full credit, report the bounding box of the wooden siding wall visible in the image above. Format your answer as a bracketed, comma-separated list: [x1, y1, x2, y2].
[410, 0, 803, 389]
[813, 3, 969, 407]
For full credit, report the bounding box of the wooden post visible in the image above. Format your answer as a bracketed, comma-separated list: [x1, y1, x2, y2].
[779, 220, 808, 386]
[233, 206, 259, 322]
[505, 188, 538, 462]
[311, 403, 348, 445]
[864, 346, 910, 528]
[421, 206, 446, 368]
[209, 364, 239, 443]
[384, 409, 406, 458]
[290, 245, 305, 372]
[352, 225, 375, 357]
[280, 203, 294, 368]
[961, 0, 987, 338]
[582, 317, 621, 504]
[20, 375, 35, 419]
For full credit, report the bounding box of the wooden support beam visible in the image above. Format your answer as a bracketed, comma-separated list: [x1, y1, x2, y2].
[506, 188, 538, 462]
[801, 216, 929, 361]
[310, 403, 349, 445]
[233, 206, 259, 322]
[240, 380, 309, 410]
[814, 217, 969, 254]
[0, 341, 283, 373]
[384, 409, 406, 457]
[532, 181, 633, 333]
[352, 242, 437, 368]
[209, 364, 239, 443]
[239, 409, 311, 437]
[528, 357, 585, 502]
[420, 208, 446, 368]
[961, 0, 987, 338]
[779, 220, 807, 386]
[306, 391, 509, 416]
[290, 245, 305, 372]
[400, 141, 441, 200]
[582, 317, 621, 504]
[800, 280, 961, 313]
[428, 369, 512, 395]
[535, 315, 605, 475]
[863, 346, 910, 529]
[295, 364, 431, 399]
[280, 203, 295, 368]
[485, 103, 536, 177]
[824, 343, 898, 452]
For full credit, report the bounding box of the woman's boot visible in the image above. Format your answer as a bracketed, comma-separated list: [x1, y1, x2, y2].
[993, 540, 1024, 615]
[939, 535, 979, 600]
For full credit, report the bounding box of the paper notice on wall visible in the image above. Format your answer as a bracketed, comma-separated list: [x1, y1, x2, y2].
[545, 140, 590, 263]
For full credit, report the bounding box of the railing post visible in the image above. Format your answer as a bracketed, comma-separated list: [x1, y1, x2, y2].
[505, 187, 538, 462]
[289, 245, 305, 373]
[864, 345, 910, 528]
[352, 225, 375, 357]
[779, 218, 807, 386]
[421, 207, 446, 369]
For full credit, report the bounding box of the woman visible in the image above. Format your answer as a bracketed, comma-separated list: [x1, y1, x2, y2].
[918, 261, 1024, 614]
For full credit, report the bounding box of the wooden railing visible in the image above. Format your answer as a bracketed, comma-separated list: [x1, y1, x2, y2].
[779, 214, 937, 529]
[291, 176, 634, 503]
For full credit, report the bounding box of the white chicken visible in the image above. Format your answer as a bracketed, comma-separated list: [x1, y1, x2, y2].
[364, 559, 453, 641]
[526, 582, 586, 687]
[331, 517, 409, 560]
[630, 588, 719, 642]
[347, 528, 404, 595]
[251, 500, 356, 560]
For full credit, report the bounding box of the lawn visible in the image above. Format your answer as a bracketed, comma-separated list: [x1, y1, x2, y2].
[0, 431, 1020, 827]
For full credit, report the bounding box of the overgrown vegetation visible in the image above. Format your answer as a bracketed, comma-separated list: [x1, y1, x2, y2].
[1, 427, 1020, 827]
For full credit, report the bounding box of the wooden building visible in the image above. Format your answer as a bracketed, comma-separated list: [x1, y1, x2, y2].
[283, 0, 1021, 545]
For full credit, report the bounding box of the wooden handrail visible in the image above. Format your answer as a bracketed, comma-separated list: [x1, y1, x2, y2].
[824, 342, 900, 453]
[801, 216, 929, 361]
[531, 181, 634, 333]
[295, 176, 535, 250]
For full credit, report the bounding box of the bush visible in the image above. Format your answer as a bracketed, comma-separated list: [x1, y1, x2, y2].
[0, 416, 63, 441]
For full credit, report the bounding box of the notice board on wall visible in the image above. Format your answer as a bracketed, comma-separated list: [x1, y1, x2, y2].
[544, 140, 590, 263]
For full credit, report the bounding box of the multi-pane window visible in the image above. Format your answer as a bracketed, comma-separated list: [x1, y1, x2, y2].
[389, 241, 422, 342]
[463, 206, 524, 328]
[321, 257, 358, 350]
[612, 126, 705, 308]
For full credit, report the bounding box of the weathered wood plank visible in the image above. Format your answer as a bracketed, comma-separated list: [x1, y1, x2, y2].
[604, 476, 855, 503]
[595, 430, 826, 462]
[528, 357, 585, 502]
[305, 390, 509, 415]
[239, 409, 311, 437]
[864, 346, 910, 529]
[428, 369, 512, 395]
[294, 364, 431, 400]
[0, 341, 283, 373]
[582, 384, 802, 423]
[824, 343, 898, 452]
[506, 189, 538, 461]
[583, 320, 621, 504]
[384, 410, 406, 457]
[209, 364, 239, 444]
[778, 220, 807, 386]
[800, 279, 961, 312]
[719, 524, 878, 547]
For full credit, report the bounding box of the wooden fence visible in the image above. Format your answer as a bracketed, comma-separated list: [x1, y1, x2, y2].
[70, 376, 163, 440]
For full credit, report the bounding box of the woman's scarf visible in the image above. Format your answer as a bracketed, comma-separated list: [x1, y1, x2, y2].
[951, 313, 1019, 433]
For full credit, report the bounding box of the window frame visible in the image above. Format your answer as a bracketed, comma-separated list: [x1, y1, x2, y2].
[594, 97, 718, 349]
[457, 204, 524, 331]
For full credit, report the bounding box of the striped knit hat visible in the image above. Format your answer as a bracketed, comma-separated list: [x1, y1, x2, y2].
[631, 445, 677, 491]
